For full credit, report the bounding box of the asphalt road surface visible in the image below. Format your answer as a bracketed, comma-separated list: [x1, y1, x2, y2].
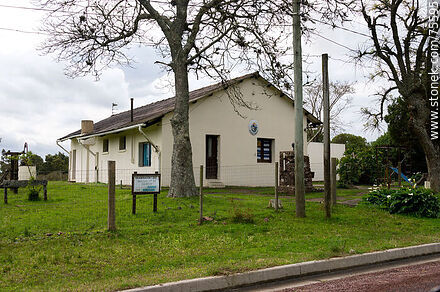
[282, 260, 440, 292]
[234, 255, 440, 292]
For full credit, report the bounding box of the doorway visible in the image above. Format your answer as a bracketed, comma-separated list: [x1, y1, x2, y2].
[206, 135, 219, 179]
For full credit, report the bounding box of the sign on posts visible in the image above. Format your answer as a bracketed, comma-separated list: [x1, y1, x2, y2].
[132, 172, 160, 214]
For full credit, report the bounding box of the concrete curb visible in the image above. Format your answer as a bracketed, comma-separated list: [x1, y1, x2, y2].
[123, 243, 440, 292]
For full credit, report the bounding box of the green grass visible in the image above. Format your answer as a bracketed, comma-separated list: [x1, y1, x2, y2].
[1, 182, 439, 291]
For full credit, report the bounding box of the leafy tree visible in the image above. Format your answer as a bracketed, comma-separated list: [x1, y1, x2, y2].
[385, 98, 427, 173]
[359, 0, 440, 191]
[41, 153, 69, 174]
[338, 146, 380, 186]
[0, 149, 10, 176]
[332, 133, 367, 150]
[38, 0, 354, 197]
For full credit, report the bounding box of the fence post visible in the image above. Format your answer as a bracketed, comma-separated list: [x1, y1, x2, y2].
[398, 162, 402, 187]
[43, 184, 48, 201]
[132, 172, 137, 215]
[275, 162, 279, 211]
[199, 165, 203, 225]
[108, 161, 116, 231]
[331, 158, 337, 206]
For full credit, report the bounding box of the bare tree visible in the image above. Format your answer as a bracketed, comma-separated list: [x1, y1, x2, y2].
[37, 0, 354, 197]
[304, 79, 355, 137]
[358, 0, 440, 191]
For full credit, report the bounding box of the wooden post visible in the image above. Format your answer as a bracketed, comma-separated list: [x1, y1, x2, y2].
[275, 162, 279, 211]
[132, 172, 137, 215]
[120, 180, 123, 189]
[132, 195, 136, 214]
[199, 165, 204, 225]
[322, 53, 331, 219]
[153, 194, 158, 212]
[293, 0, 305, 218]
[108, 161, 116, 231]
[331, 158, 337, 206]
[398, 162, 402, 187]
[4, 187, 7, 204]
[43, 184, 47, 201]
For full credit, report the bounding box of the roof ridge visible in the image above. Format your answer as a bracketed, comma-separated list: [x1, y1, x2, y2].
[110, 71, 260, 119]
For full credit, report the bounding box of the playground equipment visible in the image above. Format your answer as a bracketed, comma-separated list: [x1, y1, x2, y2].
[375, 145, 427, 189]
[390, 167, 414, 187]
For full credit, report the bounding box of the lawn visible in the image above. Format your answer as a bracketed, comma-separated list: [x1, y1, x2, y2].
[1, 181, 439, 291]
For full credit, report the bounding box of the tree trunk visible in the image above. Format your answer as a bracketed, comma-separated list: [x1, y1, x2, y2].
[407, 95, 440, 192]
[167, 60, 198, 197]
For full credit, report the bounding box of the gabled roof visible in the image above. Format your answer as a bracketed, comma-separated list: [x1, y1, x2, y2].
[59, 72, 321, 141]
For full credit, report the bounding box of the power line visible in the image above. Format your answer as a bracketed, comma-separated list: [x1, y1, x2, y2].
[310, 31, 358, 52]
[0, 3, 56, 12]
[309, 17, 371, 39]
[0, 26, 49, 35]
[0, 1, 203, 14]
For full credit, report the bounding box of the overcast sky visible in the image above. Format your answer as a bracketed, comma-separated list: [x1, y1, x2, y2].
[0, 1, 384, 158]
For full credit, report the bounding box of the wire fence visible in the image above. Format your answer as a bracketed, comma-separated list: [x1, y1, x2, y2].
[68, 164, 320, 186]
[1, 163, 334, 239]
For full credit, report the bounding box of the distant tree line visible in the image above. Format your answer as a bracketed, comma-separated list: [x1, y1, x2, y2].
[0, 151, 68, 175]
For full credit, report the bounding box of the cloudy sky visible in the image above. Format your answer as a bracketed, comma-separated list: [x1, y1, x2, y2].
[0, 1, 384, 158]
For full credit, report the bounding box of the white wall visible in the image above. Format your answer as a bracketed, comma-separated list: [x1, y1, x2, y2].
[161, 77, 309, 187]
[18, 166, 37, 180]
[70, 125, 162, 185]
[69, 76, 313, 187]
[307, 142, 345, 181]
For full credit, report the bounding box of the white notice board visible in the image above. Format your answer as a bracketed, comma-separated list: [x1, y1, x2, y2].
[132, 174, 160, 194]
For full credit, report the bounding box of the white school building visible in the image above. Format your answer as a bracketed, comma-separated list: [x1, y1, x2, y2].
[59, 72, 327, 187]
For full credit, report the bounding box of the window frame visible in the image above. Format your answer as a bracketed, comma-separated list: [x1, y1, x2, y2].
[119, 136, 126, 151]
[139, 142, 152, 167]
[257, 138, 273, 163]
[103, 139, 109, 153]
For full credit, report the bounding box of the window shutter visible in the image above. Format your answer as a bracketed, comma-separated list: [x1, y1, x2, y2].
[138, 143, 144, 167]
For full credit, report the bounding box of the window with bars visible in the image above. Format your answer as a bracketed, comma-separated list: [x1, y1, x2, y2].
[257, 138, 273, 163]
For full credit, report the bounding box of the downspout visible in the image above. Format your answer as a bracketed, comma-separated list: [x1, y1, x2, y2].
[56, 140, 70, 154]
[77, 138, 99, 183]
[56, 139, 71, 180]
[138, 125, 161, 172]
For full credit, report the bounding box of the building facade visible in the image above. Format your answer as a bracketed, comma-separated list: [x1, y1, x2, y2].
[59, 73, 321, 187]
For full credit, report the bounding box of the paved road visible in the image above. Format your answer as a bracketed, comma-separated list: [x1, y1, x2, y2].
[282, 260, 440, 292]
[234, 255, 440, 292]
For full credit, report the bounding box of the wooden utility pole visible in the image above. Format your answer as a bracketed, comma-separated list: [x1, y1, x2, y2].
[293, 0, 305, 218]
[331, 158, 337, 206]
[322, 53, 331, 219]
[108, 160, 116, 231]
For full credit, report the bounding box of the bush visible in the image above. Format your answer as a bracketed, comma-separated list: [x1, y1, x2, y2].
[230, 199, 254, 224]
[338, 146, 380, 186]
[27, 188, 41, 201]
[363, 187, 440, 218]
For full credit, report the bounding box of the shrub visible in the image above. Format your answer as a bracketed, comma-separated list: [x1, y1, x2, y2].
[230, 199, 254, 224]
[338, 146, 381, 186]
[363, 187, 440, 218]
[27, 188, 41, 201]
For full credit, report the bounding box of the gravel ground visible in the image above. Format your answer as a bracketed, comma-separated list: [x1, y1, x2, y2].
[281, 260, 440, 292]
